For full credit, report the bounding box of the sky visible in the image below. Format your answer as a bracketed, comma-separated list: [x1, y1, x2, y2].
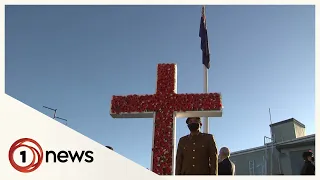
[5, 5, 315, 169]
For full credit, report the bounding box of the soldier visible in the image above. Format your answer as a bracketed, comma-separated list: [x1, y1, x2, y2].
[300, 150, 315, 175]
[175, 117, 218, 175]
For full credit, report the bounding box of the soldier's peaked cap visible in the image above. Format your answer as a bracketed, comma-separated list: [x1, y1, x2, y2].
[186, 117, 201, 124]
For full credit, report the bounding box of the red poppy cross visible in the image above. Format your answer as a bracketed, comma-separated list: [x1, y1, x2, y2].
[110, 63, 223, 175]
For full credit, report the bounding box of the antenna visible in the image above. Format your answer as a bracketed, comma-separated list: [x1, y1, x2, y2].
[269, 108, 273, 126]
[55, 116, 68, 125]
[43, 105, 69, 126]
[269, 108, 274, 140]
[43, 106, 57, 118]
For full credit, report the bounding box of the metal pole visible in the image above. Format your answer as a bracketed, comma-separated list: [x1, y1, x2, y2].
[203, 65, 209, 133]
[202, 5, 209, 134]
[269, 108, 273, 175]
[264, 136, 268, 175]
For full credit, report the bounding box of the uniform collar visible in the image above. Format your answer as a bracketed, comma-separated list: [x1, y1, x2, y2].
[188, 132, 202, 138]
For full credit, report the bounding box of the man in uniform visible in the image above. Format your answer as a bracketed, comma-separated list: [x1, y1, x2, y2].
[175, 117, 218, 175]
[300, 150, 315, 175]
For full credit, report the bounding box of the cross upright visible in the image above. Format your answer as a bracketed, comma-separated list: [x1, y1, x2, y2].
[110, 63, 222, 175]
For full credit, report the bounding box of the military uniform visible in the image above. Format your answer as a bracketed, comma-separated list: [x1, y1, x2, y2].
[175, 133, 218, 175]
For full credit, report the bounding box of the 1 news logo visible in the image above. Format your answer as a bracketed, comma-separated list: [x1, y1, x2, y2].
[8, 138, 94, 173]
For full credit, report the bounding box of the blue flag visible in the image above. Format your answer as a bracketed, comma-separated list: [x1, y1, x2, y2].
[199, 6, 210, 69]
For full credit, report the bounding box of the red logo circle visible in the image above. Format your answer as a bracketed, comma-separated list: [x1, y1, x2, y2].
[8, 138, 43, 173]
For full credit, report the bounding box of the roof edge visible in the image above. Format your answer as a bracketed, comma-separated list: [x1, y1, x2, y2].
[269, 118, 305, 128]
[231, 134, 315, 157]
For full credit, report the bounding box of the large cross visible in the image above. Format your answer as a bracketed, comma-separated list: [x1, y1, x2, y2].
[110, 63, 222, 175]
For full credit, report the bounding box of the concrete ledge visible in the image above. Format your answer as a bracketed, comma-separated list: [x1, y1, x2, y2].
[110, 110, 223, 119]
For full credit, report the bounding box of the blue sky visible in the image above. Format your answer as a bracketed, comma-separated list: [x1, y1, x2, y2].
[5, 5, 315, 168]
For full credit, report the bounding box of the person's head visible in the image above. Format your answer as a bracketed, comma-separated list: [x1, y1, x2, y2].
[106, 146, 114, 150]
[219, 147, 230, 161]
[302, 150, 314, 162]
[186, 117, 202, 133]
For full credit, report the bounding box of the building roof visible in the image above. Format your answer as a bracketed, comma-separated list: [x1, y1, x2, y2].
[269, 118, 305, 128]
[275, 134, 315, 150]
[231, 134, 315, 157]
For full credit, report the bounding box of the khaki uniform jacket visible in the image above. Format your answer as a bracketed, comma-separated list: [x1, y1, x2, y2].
[175, 133, 218, 175]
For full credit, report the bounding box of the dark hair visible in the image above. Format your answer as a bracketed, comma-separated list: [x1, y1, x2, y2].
[186, 117, 201, 124]
[302, 151, 313, 160]
[106, 146, 114, 150]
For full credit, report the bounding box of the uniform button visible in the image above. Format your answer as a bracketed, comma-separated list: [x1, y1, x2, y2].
[193, 165, 195, 167]
[193, 149, 195, 152]
[193, 157, 195, 159]
[193, 143, 196, 145]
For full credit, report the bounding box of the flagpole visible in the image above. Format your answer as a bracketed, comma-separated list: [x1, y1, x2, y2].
[201, 5, 210, 134]
[203, 65, 209, 134]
